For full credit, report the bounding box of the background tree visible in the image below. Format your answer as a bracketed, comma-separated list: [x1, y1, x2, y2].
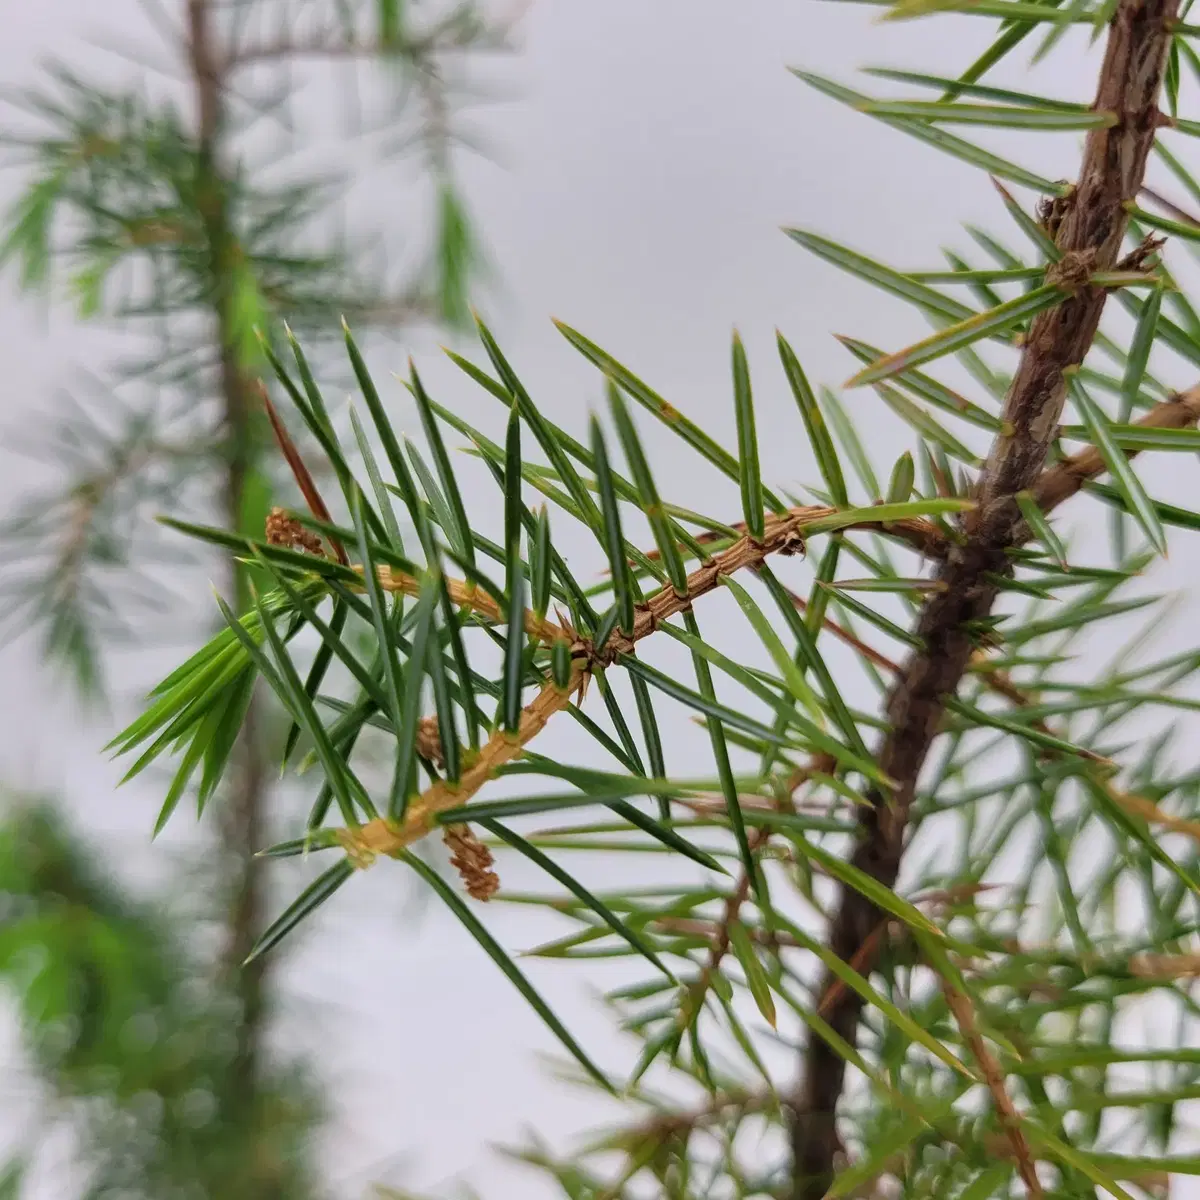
[0, 799, 325, 1197]
[0, 1, 513, 1194]
[110, 0, 1200, 1195]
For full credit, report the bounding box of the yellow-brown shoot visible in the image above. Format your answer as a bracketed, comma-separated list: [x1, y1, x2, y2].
[265, 388, 1200, 905]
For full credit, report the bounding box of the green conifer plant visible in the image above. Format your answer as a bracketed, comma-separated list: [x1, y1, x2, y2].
[75, 0, 1200, 1195]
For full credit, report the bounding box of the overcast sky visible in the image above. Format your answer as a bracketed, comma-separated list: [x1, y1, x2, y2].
[3, 3, 1200, 1198]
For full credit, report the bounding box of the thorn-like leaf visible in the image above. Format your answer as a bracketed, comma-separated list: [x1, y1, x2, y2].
[401, 848, 615, 1093]
[482, 819, 676, 980]
[846, 285, 1064, 388]
[590, 416, 637, 635]
[410, 363, 475, 567]
[245, 861, 355, 964]
[887, 451, 915, 503]
[1016, 491, 1069, 568]
[607, 381, 690, 595]
[1069, 376, 1168, 555]
[731, 330, 765, 540]
[778, 332, 849, 506]
[791, 70, 1062, 193]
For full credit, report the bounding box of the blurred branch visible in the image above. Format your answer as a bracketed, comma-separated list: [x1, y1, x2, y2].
[224, 7, 516, 70]
[185, 0, 273, 1138]
[0, 801, 324, 1197]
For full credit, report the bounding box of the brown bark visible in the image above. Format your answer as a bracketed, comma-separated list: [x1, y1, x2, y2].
[1033, 385, 1200, 513]
[788, 2, 1179, 1194]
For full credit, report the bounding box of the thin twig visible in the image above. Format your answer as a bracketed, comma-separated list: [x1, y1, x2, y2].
[224, 13, 513, 70]
[677, 758, 837, 1021]
[367, 563, 574, 645]
[321, 501, 941, 859]
[940, 978, 1044, 1197]
[638, 504, 948, 565]
[337, 660, 589, 863]
[259, 381, 349, 565]
[680, 825, 773, 1010]
[1032, 385, 1200, 513]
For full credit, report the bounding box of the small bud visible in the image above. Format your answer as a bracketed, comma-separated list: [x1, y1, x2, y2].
[265, 507, 325, 558]
[416, 715, 445, 768]
[443, 824, 499, 902]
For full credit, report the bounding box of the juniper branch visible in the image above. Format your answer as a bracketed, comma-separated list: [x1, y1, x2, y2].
[313, 377, 1200, 881]
[789, 2, 1179, 1195]
[941, 978, 1043, 1198]
[312, 503, 949, 862]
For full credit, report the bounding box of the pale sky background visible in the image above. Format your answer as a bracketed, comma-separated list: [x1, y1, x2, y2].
[3, 2, 1200, 1197]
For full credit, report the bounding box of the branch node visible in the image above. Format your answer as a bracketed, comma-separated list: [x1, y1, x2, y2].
[1045, 248, 1098, 293]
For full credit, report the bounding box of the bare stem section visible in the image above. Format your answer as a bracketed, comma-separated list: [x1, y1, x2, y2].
[337, 662, 589, 862]
[789, 3, 1179, 1195]
[323, 502, 947, 860]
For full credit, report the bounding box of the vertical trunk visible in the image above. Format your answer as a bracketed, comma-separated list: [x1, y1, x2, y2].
[185, 0, 269, 1112]
[788, 1, 1178, 1195]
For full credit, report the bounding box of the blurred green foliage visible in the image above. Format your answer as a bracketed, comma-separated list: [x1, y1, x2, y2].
[0, 802, 323, 1199]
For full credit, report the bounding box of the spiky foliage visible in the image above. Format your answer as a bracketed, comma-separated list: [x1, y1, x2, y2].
[110, 0, 1200, 1197]
[0, 2, 508, 689]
